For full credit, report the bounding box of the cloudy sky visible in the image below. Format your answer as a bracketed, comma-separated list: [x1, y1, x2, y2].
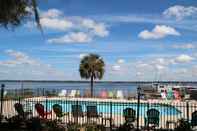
[0, 0, 197, 81]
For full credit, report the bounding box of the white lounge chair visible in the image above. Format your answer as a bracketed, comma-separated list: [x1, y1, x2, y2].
[4, 90, 7, 96]
[161, 92, 166, 99]
[76, 90, 80, 97]
[69, 90, 77, 97]
[58, 90, 67, 97]
[116, 90, 124, 99]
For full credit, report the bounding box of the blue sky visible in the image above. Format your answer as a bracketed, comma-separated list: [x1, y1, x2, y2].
[0, 0, 197, 81]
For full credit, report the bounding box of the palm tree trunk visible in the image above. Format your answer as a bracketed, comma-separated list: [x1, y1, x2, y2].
[90, 75, 94, 97]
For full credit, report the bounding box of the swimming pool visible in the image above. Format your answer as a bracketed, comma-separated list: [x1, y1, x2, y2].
[26, 100, 181, 116]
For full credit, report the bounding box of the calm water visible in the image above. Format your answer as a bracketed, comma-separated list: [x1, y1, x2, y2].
[0, 81, 138, 92]
[1, 81, 196, 94]
[27, 100, 181, 116]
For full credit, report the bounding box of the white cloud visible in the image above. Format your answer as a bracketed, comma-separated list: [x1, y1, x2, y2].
[32, 9, 110, 44]
[81, 18, 109, 37]
[112, 65, 121, 71]
[41, 9, 63, 18]
[6, 50, 29, 60]
[155, 64, 165, 71]
[79, 53, 88, 59]
[175, 54, 194, 63]
[163, 5, 197, 20]
[175, 68, 188, 74]
[48, 32, 92, 44]
[40, 18, 73, 31]
[37, 9, 109, 44]
[117, 59, 125, 64]
[172, 43, 196, 49]
[136, 72, 143, 76]
[38, 9, 73, 31]
[0, 50, 66, 80]
[138, 25, 180, 39]
[3, 50, 38, 66]
[138, 63, 149, 68]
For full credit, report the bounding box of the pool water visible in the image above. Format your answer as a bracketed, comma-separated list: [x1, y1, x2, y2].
[27, 100, 181, 116]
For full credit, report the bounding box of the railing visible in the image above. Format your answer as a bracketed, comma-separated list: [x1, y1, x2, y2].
[0, 85, 197, 130]
[4, 88, 138, 99]
[1, 97, 197, 130]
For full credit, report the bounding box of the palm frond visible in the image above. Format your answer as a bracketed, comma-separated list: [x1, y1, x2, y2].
[79, 54, 105, 80]
[0, 0, 42, 32]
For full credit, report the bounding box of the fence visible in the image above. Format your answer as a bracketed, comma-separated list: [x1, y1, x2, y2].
[0, 85, 197, 130]
[1, 96, 197, 130]
[3, 88, 138, 99]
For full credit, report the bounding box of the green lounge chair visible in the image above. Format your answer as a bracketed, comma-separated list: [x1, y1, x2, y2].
[72, 105, 84, 117]
[191, 111, 197, 127]
[145, 109, 160, 128]
[14, 103, 32, 119]
[72, 105, 84, 123]
[123, 108, 136, 124]
[53, 104, 68, 121]
[108, 91, 114, 98]
[167, 88, 174, 100]
[86, 105, 102, 123]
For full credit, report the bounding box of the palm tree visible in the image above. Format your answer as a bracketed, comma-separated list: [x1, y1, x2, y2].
[0, 0, 41, 30]
[79, 54, 105, 97]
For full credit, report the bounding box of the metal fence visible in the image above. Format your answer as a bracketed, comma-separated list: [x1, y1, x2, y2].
[1, 96, 197, 130]
[4, 88, 138, 99]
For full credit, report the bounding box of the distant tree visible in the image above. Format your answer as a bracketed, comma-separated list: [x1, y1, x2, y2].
[79, 54, 105, 97]
[0, 0, 41, 29]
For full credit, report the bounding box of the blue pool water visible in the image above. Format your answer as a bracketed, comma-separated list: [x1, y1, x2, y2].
[27, 100, 181, 116]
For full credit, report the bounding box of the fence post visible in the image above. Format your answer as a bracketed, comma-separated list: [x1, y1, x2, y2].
[45, 97, 48, 119]
[110, 101, 112, 131]
[42, 88, 45, 96]
[0, 84, 5, 121]
[186, 101, 189, 122]
[137, 87, 141, 131]
[18, 96, 21, 104]
[147, 102, 149, 131]
[77, 99, 79, 124]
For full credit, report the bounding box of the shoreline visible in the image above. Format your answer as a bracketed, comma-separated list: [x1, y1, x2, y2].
[1, 80, 197, 84]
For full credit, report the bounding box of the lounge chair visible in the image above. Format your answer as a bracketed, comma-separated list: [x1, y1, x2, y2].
[161, 90, 167, 99]
[71, 105, 84, 123]
[58, 90, 67, 97]
[69, 90, 77, 97]
[84, 89, 91, 98]
[167, 88, 174, 100]
[174, 90, 181, 100]
[72, 105, 84, 117]
[100, 90, 108, 98]
[123, 108, 136, 124]
[86, 105, 102, 123]
[76, 90, 80, 97]
[53, 104, 68, 121]
[191, 111, 197, 127]
[35, 103, 52, 119]
[117, 90, 124, 99]
[145, 109, 160, 129]
[108, 91, 114, 99]
[123, 108, 136, 129]
[14, 103, 32, 119]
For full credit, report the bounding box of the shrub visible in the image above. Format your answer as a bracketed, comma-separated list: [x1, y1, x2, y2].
[174, 119, 192, 131]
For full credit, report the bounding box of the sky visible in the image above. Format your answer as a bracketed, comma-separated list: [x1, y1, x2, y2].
[0, 0, 197, 81]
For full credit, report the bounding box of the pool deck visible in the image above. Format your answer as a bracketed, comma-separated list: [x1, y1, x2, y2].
[24, 96, 197, 104]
